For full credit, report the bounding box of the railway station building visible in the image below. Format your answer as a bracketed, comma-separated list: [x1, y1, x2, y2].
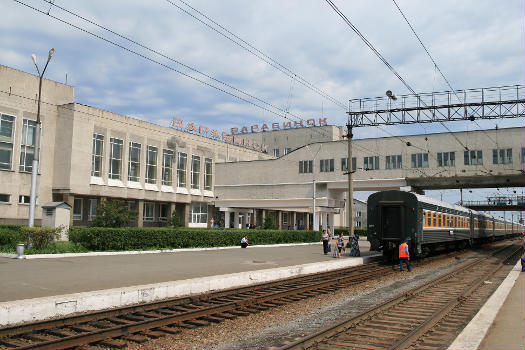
[1, 64, 524, 230]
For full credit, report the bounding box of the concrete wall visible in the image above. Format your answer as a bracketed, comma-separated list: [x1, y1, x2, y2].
[0, 65, 74, 225]
[0, 64, 272, 226]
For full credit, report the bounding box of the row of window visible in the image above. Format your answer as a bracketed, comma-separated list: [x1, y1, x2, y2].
[423, 210, 514, 230]
[73, 198, 208, 224]
[424, 211, 470, 228]
[92, 134, 213, 190]
[0, 114, 40, 172]
[0, 194, 31, 204]
[298, 148, 524, 173]
[273, 148, 292, 157]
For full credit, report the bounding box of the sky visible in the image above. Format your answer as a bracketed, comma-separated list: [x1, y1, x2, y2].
[2, 0, 524, 215]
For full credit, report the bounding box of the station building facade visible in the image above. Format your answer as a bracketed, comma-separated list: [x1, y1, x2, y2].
[1, 64, 524, 231]
[0, 65, 270, 227]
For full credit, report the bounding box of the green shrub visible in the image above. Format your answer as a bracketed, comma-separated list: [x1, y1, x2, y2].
[263, 213, 277, 229]
[168, 210, 182, 228]
[21, 226, 60, 249]
[25, 241, 89, 254]
[0, 225, 24, 247]
[91, 200, 137, 227]
[69, 227, 320, 251]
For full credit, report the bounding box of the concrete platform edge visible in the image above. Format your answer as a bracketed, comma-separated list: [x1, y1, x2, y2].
[0, 255, 371, 326]
[447, 260, 522, 350]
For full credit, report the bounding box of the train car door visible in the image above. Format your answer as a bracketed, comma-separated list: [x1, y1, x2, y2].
[380, 203, 405, 241]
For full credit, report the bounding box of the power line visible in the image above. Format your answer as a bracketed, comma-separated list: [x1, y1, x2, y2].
[22, 0, 340, 145]
[324, 0, 470, 153]
[390, 0, 499, 146]
[165, 0, 347, 110]
[32, 0, 314, 129]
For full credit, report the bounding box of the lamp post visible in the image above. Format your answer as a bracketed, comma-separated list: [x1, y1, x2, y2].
[28, 48, 54, 228]
[306, 144, 322, 231]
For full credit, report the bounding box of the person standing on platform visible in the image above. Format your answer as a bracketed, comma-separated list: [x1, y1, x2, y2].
[336, 233, 345, 258]
[349, 234, 361, 257]
[399, 238, 411, 272]
[321, 230, 330, 255]
[240, 235, 249, 248]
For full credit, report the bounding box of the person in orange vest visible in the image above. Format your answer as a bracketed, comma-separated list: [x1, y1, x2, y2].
[399, 238, 411, 272]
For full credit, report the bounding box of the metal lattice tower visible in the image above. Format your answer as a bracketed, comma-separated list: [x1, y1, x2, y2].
[348, 85, 525, 127]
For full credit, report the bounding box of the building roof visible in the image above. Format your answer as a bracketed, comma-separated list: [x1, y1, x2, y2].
[42, 202, 72, 209]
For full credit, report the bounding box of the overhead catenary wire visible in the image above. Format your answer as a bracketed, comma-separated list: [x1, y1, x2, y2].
[23, 0, 339, 145]
[390, 0, 499, 146]
[165, 0, 348, 110]
[32, 0, 312, 128]
[324, 0, 470, 153]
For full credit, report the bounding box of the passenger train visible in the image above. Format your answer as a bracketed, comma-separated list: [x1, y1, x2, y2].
[367, 190, 524, 260]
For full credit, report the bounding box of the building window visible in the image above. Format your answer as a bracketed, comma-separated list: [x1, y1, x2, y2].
[341, 157, 357, 172]
[320, 159, 334, 172]
[162, 149, 174, 186]
[0, 114, 15, 170]
[299, 160, 312, 173]
[191, 155, 201, 189]
[73, 198, 83, 221]
[89, 199, 97, 221]
[145, 145, 158, 184]
[143, 202, 154, 221]
[128, 142, 141, 182]
[273, 149, 280, 157]
[204, 157, 213, 191]
[284, 148, 291, 155]
[190, 202, 208, 224]
[19, 119, 38, 172]
[177, 152, 187, 187]
[364, 156, 379, 170]
[91, 134, 104, 177]
[299, 160, 313, 173]
[385, 155, 402, 169]
[109, 138, 123, 180]
[493, 148, 512, 164]
[159, 203, 169, 221]
[19, 195, 30, 204]
[437, 152, 455, 167]
[464, 150, 483, 165]
[0, 194, 10, 203]
[411, 153, 429, 168]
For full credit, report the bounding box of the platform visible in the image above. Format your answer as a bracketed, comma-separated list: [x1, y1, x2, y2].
[1, 240, 523, 350]
[0, 239, 374, 325]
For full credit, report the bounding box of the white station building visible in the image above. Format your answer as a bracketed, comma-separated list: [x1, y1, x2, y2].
[1, 64, 524, 231]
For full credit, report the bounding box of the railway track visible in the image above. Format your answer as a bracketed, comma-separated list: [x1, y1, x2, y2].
[277, 243, 522, 350]
[0, 251, 463, 350]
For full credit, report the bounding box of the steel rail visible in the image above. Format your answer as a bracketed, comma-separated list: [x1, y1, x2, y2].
[277, 244, 519, 350]
[1, 262, 391, 349]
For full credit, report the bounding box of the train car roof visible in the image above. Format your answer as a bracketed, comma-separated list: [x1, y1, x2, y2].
[414, 193, 472, 214]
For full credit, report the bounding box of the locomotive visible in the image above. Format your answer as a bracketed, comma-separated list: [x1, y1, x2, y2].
[367, 190, 524, 260]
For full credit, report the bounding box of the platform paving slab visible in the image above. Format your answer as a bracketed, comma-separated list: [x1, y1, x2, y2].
[0, 241, 374, 326]
[448, 260, 524, 350]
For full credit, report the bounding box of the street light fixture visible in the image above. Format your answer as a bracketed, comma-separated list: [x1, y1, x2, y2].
[28, 48, 54, 228]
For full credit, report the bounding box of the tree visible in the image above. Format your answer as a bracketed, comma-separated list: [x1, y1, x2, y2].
[263, 212, 277, 229]
[91, 200, 137, 227]
[168, 210, 182, 228]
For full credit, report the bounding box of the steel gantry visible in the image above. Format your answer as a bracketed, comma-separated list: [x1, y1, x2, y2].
[348, 85, 525, 127]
